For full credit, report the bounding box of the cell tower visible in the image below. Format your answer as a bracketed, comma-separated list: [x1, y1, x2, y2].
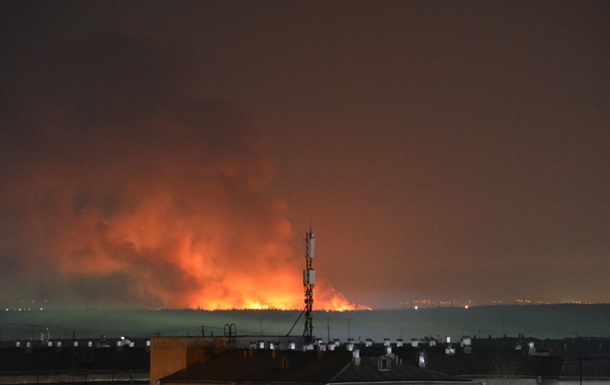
[303, 227, 315, 342]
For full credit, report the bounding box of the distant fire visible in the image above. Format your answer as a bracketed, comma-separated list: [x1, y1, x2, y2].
[52, 188, 356, 310]
[0, 31, 359, 311]
[0, 100, 356, 311]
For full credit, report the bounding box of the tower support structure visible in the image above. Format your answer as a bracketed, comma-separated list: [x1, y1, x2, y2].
[303, 228, 315, 342]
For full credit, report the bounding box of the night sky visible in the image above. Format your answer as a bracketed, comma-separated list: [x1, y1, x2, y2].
[1, 1, 609, 310]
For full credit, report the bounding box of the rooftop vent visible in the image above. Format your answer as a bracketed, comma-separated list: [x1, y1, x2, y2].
[461, 336, 472, 347]
[378, 356, 391, 371]
[281, 355, 289, 369]
[303, 343, 315, 351]
[245, 348, 256, 358]
[353, 349, 361, 366]
[528, 341, 536, 355]
[418, 352, 427, 368]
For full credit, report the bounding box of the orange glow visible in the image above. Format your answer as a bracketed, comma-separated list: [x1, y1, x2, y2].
[2, 107, 359, 311]
[50, 189, 356, 310]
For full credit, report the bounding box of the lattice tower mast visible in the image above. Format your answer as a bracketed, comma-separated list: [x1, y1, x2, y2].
[303, 228, 315, 342]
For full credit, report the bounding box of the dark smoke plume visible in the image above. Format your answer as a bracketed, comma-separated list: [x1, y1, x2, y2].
[0, 24, 351, 309]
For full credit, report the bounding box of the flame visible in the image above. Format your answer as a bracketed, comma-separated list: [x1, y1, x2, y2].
[0, 32, 360, 311]
[48, 190, 356, 310]
[1, 110, 357, 311]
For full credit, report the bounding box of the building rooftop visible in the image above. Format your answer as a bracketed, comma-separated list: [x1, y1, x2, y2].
[160, 348, 474, 385]
[0, 346, 149, 373]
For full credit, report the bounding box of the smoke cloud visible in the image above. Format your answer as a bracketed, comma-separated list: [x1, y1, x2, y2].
[0, 26, 351, 309]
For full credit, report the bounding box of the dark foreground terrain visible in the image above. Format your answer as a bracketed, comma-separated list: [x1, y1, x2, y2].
[2, 334, 610, 385]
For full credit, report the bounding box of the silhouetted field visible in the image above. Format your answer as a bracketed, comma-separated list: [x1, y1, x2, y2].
[1, 304, 608, 342]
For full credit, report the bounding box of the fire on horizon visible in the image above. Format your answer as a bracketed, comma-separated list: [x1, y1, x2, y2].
[0, 99, 354, 310]
[0, 2, 609, 310]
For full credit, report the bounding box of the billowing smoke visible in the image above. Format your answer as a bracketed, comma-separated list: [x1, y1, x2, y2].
[0, 30, 352, 310]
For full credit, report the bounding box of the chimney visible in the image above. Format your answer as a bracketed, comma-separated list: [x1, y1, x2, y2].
[352, 349, 361, 366]
[346, 341, 354, 351]
[411, 338, 419, 348]
[418, 352, 427, 368]
[528, 341, 536, 355]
